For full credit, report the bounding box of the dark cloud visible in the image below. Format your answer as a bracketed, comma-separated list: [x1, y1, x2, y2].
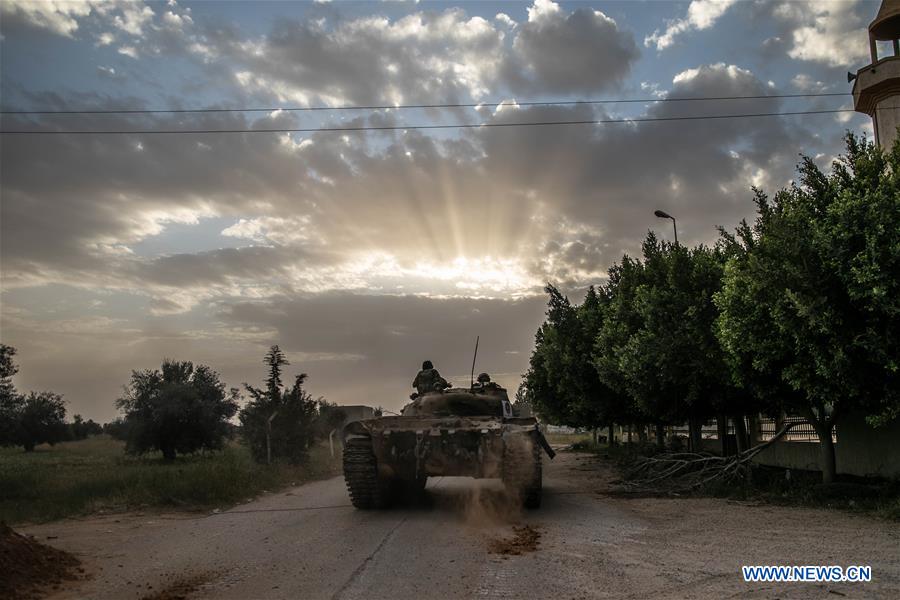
[1, 63, 844, 302]
[505, 3, 639, 94]
[193, 1, 638, 106]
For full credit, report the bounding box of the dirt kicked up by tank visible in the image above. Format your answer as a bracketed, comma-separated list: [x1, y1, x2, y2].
[342, 376, 556, 510]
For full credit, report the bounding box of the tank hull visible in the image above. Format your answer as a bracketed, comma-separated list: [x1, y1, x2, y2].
[344, 415, 540, 480]
[341, 385, 553, 509]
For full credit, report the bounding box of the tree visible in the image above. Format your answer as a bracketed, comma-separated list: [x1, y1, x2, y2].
[102, 418, 130, 441]
[117, 360, 239, 460]
[0, 345, 69, 451]
[526, 285, 633, 440]
[715, 133, 900, 483]
[0, 344, 16, 402]
[70, 414, 103, 440]
[240, 346, 319, 464]
[587, 234, 750, 451]
[591, 255, 652, 444]
[16, 392, 68, 451]
[0, 344, 20, 445]
[512, 383, 534, 417]
[526, 285, 598, 427]
[613, 236, 731, 450]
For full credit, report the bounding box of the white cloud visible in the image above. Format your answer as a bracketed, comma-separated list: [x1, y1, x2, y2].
[645, 0, 738, 50]
[0, 0, 93, 37]
[96, 65, 119, 79]
[112, 3, 154, 37]
[117, 45, 138, 59]
[527, 0, 561, 23]
[780, 1, 868, 67]
[495, 13, 516, 29]
[221, 216, 316, 246]
[161, 10, 192, 31]
[640, 81, 667, 98]
[673, 62, 751, 85]
[95, 31, 115, 46]
[790, 73, 827, 92]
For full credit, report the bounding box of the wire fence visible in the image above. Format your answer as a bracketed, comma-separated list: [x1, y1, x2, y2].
[757, 416, 829, 442]
[666, 415, 833, 443]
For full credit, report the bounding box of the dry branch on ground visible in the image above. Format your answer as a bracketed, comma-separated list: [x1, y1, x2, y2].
[620, 422, 800, 493]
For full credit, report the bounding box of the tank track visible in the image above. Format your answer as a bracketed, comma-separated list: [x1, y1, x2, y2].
[502, 434, 542, 509]
[343, 436, 389, 509]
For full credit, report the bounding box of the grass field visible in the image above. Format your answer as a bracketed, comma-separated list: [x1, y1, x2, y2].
[0, 436, 342, 524]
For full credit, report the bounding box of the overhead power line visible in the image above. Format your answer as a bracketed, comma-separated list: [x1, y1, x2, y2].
[0, 108, 856, 135]
[0, 92, 851, 116]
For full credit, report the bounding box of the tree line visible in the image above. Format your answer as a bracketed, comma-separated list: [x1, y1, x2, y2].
[0, 342, 345, 464]
[525, 133, 899, 483]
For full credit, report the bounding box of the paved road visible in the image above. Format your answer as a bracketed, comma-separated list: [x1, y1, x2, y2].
[25, 451, 900, 599]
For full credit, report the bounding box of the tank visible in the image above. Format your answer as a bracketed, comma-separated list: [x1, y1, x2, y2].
[342, 381, 555, 510]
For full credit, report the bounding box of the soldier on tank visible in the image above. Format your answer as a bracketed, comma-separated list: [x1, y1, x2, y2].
[413, 360, 450, 396]
[476, 372, 499, 390]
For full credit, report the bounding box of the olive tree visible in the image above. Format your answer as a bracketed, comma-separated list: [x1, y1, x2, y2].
[0, 345, 69, 451]
[117, 360, 239, 460]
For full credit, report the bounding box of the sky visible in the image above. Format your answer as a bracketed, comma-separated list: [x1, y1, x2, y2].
[0, 0, 882, 421]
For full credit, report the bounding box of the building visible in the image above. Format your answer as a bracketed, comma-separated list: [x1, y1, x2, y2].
[852, 0, 900, 149]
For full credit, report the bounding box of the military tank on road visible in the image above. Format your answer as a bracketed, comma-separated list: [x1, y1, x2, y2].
[342, 375, 555, 510]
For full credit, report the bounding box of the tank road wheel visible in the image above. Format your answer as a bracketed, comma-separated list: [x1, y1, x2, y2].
[502, 435, 542, 509]
[343, 436, 390, 509]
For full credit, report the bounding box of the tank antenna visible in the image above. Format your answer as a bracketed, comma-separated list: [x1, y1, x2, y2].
[470, 335, 480, 389]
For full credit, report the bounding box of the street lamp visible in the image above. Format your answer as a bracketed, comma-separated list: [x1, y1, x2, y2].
[654, 209, 678, 245]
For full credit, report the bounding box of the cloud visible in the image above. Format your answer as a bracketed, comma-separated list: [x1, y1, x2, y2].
[0, 0, 196, 64]
[95, 31, 115, 46]
[0, 0, 873, 421]
[161, 10, 192, 31]
[773, 0, 869, 67]
[221, 216, 317, 246]
[96, 65, 116, 77]
[205, 8, 508, 106]
[111, 3, 154, 37]
[117, 45, 139, 59]
[645, 0, 738, 50]
[0, 0, 93, 37]
[195, 1, 638, 106]
[495, 13, 516, 29]
[506, 1, 639, 94]
[1, 62, 850, 312]
[790, 73, 827, 92]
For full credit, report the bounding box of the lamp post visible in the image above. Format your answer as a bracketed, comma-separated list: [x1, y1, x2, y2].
[654, 209, 678, 244]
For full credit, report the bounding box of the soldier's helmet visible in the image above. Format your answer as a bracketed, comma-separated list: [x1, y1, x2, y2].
[477, 372, 491, 383]
[422, 360, 433, 370]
